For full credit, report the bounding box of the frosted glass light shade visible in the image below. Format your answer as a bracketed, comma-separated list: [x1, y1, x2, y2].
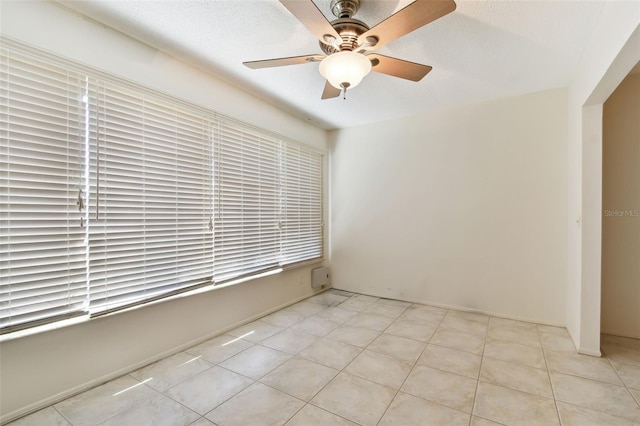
[319, 51, 372, 90]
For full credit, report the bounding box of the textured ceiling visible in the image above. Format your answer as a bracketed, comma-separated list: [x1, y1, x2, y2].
[58, 0, 606, 129]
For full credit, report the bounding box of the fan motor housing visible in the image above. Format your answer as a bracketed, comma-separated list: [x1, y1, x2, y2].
[330, 0, 360, 18]
[320, 18, 370, 54]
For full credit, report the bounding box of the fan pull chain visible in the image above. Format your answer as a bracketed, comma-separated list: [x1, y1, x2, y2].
[341, 82, 350, 100]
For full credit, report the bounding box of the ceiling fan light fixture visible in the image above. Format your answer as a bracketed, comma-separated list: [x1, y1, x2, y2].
[319, 51, 372, 90]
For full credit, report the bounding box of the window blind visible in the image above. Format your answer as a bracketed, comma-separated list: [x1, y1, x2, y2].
[281, 143, 324, 266]
[212, 118, 280, 283]
[87, 81, 213, 315]
[0, 48, 87, 332]
[1, 38, 324, 332]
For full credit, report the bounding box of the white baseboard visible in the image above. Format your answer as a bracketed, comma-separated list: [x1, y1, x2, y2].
[578, 347, 602, 357]
[333, 287, 566, 328]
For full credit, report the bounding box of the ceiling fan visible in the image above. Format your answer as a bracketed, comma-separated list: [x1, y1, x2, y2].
[244, 0, 456, 99]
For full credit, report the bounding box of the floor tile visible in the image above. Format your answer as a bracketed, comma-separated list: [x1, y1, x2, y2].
[131, 351, 212, 392]
[473, 382, 559, 426]
[100, 393, 199, 426]
[298, 338, 362, 370]
[284, 404, 358, 426]
[314, 307, 358, 323]
[385, 319, 438, 342]
[186, 334, 253, 365]
[470, 416, 504, 426]
[538, 324, 571, 336]
[364, 303, 407, 319]
[601, 335, 640, 367]
[311, 372, 396, 426]
[439, 316, 488, 338]
[402, 365, 477, 413]
[346, 313, 394, 332]
[480, 357, 552, 398]
[164, 366, 253, 415]
[487, 325, 541, 348]
[430, 328, 485, 354]
[351, 294, 380, 304]
[602, 334, 640, 351]
[328, 289, 355, 297]
[261, 328, 318, 354]
[325, 325, 379, 348]
[189, 418, 216, 426]
[604, 344, 640, 369]
[484, 338, 546, 369]
[614, 362, 640, 389]
[550, 371, 640, 422]
[418, 344, 482, 379]
[539, 331, 577, 353]
[285, 301, 325, 317]
[399, 305, 447, 325]
[260, 357, 338, 401]
[375, 298, 412, 308]
[16, 293, 640, 426]
[261, 309, 305, 328]
[291, 316, 341, 337]
[556, 401, 638, 426]
[219, 345, 290, 379]
[206, 382, 304, 426]
[378, 392, 470, 426]
[337, 298, 376, 312]
[445, 310, 490, 324]
[227, 320, 283, 343]
[6, 407, 70, 426]
[306, 292, 349, 307]
[344, 349, 413, 389]
[54, 375, 157, 425]
[546, 350, 622, 385]
[490, 317, 537, 330]
[367, 333, 426, 363]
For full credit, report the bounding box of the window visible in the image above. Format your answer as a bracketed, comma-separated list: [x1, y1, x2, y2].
[0, 46, 88, 330]
[0, 38, 324, 334]
[212, 118, 280, 283]
[87, 81, 214, 315]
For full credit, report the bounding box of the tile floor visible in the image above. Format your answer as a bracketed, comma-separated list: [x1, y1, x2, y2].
[8, 290, 640, 426]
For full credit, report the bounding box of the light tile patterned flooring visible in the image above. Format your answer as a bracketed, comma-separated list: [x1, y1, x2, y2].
[9, 290, 640, 426]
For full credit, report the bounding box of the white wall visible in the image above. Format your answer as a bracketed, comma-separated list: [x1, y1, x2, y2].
[330, 88, 568, 325]
[601, 72, 640, 339]
[0, 1, 328, 422]
[566, 2, 640, 355]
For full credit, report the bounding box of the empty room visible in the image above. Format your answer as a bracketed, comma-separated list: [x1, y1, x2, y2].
[1, 0, 639, 425]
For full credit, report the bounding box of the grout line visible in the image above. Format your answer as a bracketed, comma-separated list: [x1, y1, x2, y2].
[468, 308, 491, 426]
[287, 292, 363, 424]
[537, 324, 562, 426]
[52, 405, 73, 426]
[374, 305, 449, 426]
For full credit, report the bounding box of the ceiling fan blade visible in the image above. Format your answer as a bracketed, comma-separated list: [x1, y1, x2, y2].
[243, 54, 324, 69]
[369, 54, 432, 81]
[359, 0, 456, 50]
[321, 80, 341, 99]
[280, 0, 341, 43]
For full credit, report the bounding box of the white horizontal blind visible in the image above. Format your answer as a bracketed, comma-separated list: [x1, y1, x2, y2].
[281, 143, 323, 266]
[1, 38, 324, 332]
[213, 118, 280, 282]
[88, 80, 213, 314]
[0, 47, 87, 332]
